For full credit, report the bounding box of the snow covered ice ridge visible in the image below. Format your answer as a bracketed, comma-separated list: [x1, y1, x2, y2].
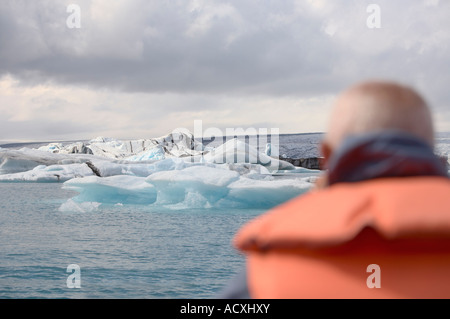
[0, 131, 320, 210]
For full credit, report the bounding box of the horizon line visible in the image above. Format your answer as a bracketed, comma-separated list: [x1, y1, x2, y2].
[2, 131, 450, 147]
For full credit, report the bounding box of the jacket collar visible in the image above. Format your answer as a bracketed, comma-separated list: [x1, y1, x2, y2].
[327, 131, 448, 186]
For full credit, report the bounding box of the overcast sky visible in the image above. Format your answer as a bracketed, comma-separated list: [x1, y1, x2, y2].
[0, 0, 449, 142]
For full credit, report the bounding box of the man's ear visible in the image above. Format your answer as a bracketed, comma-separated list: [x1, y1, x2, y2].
[320, 141, 332, 169]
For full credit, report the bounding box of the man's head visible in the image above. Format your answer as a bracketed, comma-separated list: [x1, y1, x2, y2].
[321, 81, 435, 165]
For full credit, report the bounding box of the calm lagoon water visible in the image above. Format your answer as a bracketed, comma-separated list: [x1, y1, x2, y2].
[0, 183, 263, 298]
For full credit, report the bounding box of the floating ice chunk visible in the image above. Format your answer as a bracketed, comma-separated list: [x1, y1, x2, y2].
[92, 158, 276, 181]
[59, 158, 185, 179]
[65, 142, 93, 155]
[0, 156, 42, 175]
[84, 132, 205, 160]
[158, 191, 213, 210]
[33, 132, 206, 161]
[125, 145, 165, 162]
[146, 165, 240, 188]
[152, 131, 205, 155]
[211, 163, 277, 180]
[38, 143, 64, 153]
[0, 148, 62, 174]
[95, 157, 198, 178]
[37, 142, 92, 155]
[202, 139, 262, 164]
[0, 163, 94, 182]
[202, 138, 294, 171]
[0, 148, 100, 175]
[221, 177, 312, 208]
[58, 199, 101, 213]
[146, 166, 240, 206]
[0, 155, 203, 182]
[145, 157, 188, 172]
[144, 165, 312, 209]
[57, 164, 315, 209]
[63, 175, 156, 205]
[88, 140, 128, 159]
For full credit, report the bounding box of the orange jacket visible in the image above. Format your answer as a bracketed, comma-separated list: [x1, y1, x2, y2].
[234, 176, 450, 299]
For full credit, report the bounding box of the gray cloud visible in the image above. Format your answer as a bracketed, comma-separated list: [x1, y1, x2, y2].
[2, 1, 449, 96]
[0, 0, 449, 140]
[0, 0, 357, 95]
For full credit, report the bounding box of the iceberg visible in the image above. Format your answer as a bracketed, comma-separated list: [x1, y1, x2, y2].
[0, 132, 298, 182]
[38, 143, 64, 153]
[0, 156, 196, 182]
[0, 163, 95, 182]
[145, 166, 240, 207]
[0, 147, 94, 175]
[62, 175, 157, 205]
[36, 131, 206, 160]
[1, 130, 320, 210]
[224, 177, 311, 208]
[125, 145, 165, 162]
[58, 199, 102, 213]
[59, 165, 313, 210]
[87, 131, 206, 159]
[201, 138, 294, 171]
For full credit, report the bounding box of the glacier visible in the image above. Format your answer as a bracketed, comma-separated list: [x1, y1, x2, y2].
[0, 131, 323, 210]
